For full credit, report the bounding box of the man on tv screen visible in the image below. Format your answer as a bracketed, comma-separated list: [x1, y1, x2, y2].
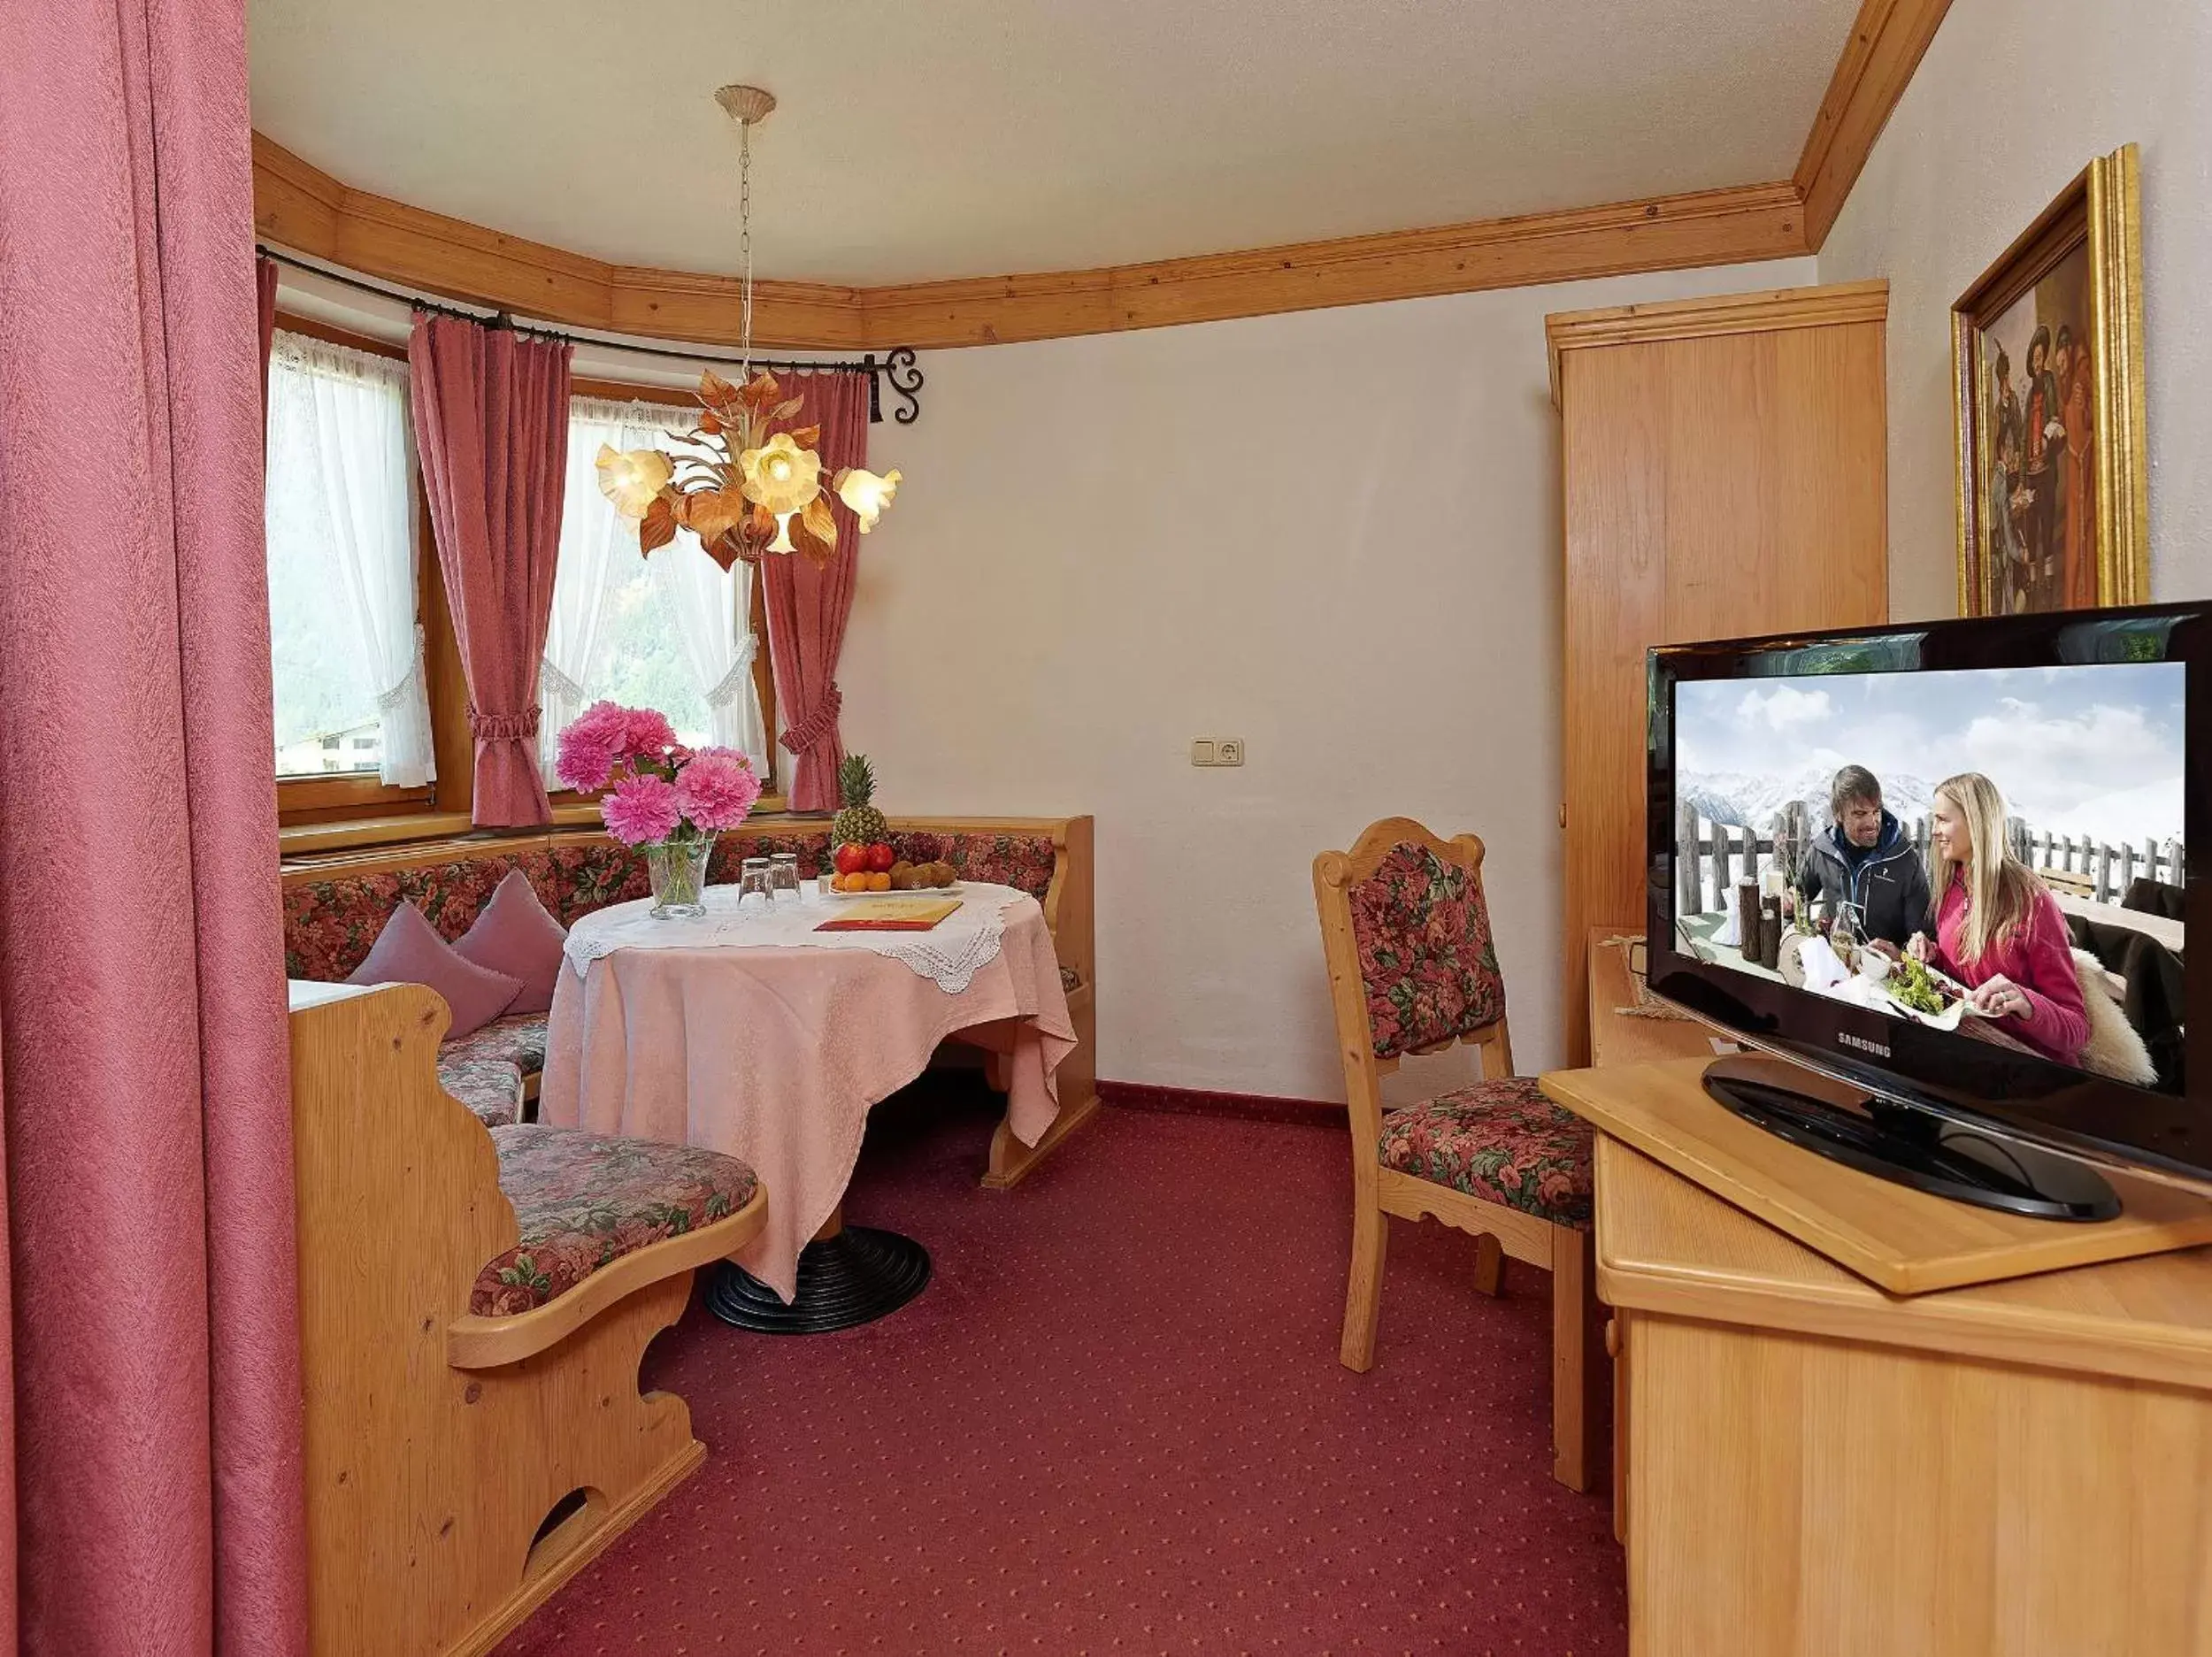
[1789, 765, 1931, 951]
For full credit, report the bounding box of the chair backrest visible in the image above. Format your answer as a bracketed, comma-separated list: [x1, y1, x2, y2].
[1313, 817, 1511, 1137]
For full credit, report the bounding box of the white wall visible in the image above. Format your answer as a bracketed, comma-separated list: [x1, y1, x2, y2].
[840, 258, 1814, 1101]
[1817, 0, 2212, 620]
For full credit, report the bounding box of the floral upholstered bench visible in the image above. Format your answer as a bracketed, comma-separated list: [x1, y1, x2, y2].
[280, 816, 1097, 1147]
[288, 979, 770, 1654]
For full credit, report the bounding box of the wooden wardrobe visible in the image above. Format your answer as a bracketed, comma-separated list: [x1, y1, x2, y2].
[1549, 281, 1891, 1062]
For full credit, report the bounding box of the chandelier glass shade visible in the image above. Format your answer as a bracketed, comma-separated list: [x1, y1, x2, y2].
[594, 84, 902, 568]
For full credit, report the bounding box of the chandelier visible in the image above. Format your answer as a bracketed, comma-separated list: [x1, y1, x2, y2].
[595, 84, 901, 569]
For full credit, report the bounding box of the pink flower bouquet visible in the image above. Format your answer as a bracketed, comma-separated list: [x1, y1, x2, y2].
[556, 702, 761, 916]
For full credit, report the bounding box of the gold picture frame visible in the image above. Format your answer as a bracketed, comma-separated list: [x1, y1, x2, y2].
[1952, 143, 2148, 617]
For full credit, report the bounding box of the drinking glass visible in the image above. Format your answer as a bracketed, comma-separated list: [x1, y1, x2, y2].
[736, 855, 773, 909]
[769, 851, 802, 903]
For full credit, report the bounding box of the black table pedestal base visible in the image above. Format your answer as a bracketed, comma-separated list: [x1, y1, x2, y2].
[705, 1224, 932, 1334]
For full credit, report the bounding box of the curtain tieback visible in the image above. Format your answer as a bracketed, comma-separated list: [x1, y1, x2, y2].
[780, 682, 842, 755]
[467, 704, 541, 743]
[704, 635, 759, 710]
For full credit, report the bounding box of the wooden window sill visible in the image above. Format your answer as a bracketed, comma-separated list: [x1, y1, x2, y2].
[280, 798, 797, 858]
[280, 812, 479, 856]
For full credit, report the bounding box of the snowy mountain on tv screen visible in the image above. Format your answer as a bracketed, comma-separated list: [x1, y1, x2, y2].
[1678, 768, 1937, 832]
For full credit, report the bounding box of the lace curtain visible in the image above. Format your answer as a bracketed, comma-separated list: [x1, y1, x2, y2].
[542, 396, 769, 784]
[264, 331, 435, 785]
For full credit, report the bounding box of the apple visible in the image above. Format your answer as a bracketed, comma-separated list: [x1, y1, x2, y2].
[833, 843, 866, 876]
[868, 841, 895, 873]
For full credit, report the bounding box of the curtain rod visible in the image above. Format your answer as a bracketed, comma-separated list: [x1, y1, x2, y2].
[255, 244, 924, 426]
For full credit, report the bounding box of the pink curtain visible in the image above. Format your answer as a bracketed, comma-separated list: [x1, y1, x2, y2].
[408, 312, 572, 826]
[0, 0, 307, 1649]
[764, 372, 870, 810]
[255, 252, 278, 419]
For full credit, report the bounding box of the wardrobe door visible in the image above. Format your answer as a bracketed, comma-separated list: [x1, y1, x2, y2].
[1555, 285, 1889, 1062]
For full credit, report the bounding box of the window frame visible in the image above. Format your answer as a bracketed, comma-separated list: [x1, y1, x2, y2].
[546, 375, 780, 809]
[267, 327, 782, 831]
[269, 311, 457, 826]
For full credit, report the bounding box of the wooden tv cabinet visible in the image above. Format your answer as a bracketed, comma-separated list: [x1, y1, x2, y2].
[1545, 1066, 2212, 1654]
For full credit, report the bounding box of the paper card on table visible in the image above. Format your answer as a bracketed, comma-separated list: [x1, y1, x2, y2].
[813, 897, 964, 932]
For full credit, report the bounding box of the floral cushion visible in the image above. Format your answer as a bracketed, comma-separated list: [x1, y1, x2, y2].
[470, 1124, 760, 1316]
[712, 831, 834, 883]
[440, 1011, 549, 1076]
[935, 832, 1057, 900]
[1376, 1077, 1593, 1230]
[1348, 840, 1507, 1060]
[537, 843, 649, 928]
[284, 844, 646, 980]
[438, 1057, 525, 1129]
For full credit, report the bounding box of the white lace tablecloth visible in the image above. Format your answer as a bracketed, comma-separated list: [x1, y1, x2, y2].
[563, 881, 1025, 995]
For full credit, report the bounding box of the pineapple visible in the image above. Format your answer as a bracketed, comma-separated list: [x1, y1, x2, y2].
[832, 753, 889, 848]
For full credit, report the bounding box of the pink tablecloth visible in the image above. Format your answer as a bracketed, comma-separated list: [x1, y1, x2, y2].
[540, 894, 1075, 1300]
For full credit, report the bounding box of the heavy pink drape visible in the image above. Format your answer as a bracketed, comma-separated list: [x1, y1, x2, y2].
[0, 0, 307, 1649]
[408, 312, 572, 826]
[764, 373, 869, 809]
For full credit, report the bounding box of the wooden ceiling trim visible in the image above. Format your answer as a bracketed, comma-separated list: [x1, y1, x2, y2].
[251, 134, 864, 349]
[857, 182, 1809, 348]
[1793, 0, 1955, 249]
[250, 0, 1957, 355]
[254, 134, 1810, 352]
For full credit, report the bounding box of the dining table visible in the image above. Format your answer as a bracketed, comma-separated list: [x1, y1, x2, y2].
[538, 878, 1078, 1331]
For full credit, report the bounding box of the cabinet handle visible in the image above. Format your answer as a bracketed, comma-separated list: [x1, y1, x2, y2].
[1604, 1316, 1619, 1358]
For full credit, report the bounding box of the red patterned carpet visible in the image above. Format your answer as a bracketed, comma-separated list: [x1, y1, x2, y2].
[500, 1082, 1626, 1656]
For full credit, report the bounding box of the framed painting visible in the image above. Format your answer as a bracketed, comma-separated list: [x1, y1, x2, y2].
[1952, 144, 2148, 618]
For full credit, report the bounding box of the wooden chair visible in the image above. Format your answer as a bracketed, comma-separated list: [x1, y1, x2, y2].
[1313, 817, 1603, 1491]
[289, 982, 770, 1655]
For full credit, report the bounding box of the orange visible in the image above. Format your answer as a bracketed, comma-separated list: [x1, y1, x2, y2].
[869, 871, 892, 892]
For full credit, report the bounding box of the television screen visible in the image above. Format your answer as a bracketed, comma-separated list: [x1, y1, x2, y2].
[1672, 660, 2186, 1093]
[1647, 604, 2205, 1189]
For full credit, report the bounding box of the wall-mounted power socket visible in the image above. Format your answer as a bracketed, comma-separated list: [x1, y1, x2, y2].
[1191, 737, 1246, 767]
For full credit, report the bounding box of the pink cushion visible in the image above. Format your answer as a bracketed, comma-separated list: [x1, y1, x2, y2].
[344, 901, 522, 1040]
[451, 869, 567, 1015]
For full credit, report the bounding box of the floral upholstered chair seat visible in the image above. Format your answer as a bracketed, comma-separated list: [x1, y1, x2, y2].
[438, 1057, 526, 1129]
[1376, 1076, 1594, 1230]
[439, 1010, 549, 1075]
[470, 1124, 761, 1317]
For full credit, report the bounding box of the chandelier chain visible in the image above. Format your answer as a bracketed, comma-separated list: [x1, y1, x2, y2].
[738, 117, 754, 376]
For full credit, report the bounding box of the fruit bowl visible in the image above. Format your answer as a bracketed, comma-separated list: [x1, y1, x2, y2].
[818, 876, 960, 901]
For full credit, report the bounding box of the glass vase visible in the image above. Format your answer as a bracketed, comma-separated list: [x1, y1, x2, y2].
[645, 835, 715, 919]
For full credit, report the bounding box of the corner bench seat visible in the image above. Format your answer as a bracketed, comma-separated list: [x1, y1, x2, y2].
[473, 1123, 761, 1316]
[290, 981, 775, 1655]
[283, 819, 1092, 1089]
[439, 1055, 528, 1128]
[283, 817, 1099, 1188]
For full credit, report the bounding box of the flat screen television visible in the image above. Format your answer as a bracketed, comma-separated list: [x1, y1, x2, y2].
[1647, 602, 2205, 1219]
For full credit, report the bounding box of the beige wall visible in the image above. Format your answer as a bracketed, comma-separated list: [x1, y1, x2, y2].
[1817, 0, 2212, 619]
[840, 257, 1814, 1098]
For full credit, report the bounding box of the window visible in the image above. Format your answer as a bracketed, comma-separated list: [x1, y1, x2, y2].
[543, 396, 772, 785]
[264, 330, 435, 786]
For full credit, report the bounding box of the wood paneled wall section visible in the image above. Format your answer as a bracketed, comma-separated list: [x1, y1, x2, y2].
[1551, 282, 1890, 1062]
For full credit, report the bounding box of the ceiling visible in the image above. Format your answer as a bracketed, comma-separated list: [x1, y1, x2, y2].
[248, 0, 1863, 287]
